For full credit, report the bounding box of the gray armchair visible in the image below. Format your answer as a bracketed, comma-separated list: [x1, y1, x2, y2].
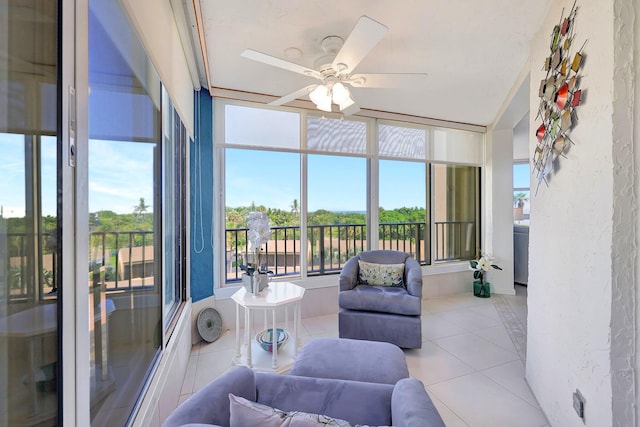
[338, 250, 423, 349]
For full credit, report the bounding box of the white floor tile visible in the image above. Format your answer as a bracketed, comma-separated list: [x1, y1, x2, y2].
[433, 333, 518, 370]
[428, 373, 548, 427]
[423, 294, 489, 313]
[473, 324, 517, 353]
[199, 328, 239, 355]
[190, 342, 200, 356]
[175, 291, 546, 426]
[404, 341, 475, 385]
[481, 360, 540, 407]
[437, 309, 502, 332]
[421, 312, 468, 341]
[180, 354, 198, 395]
[429, 394, 469, 426]
[302, 313, 338, 336]
[178, 394, 191, 405]
[467, 303, 502, 321]
[192, 348, 236, 392]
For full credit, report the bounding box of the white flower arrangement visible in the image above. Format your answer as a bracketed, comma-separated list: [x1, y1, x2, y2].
[469, 253, 502, 284]
[244, 211, 271, 273]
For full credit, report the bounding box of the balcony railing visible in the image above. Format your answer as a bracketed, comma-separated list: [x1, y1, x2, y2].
[5, 220, 476, 297]
[225, 220, 476, 282]
[88, 230, 155, 291]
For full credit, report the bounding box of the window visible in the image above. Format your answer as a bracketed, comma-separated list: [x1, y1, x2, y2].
[215, 100, 484, 285]
[307, 154, 366, 273]
[379, 160, 427, 262]
[432, 164, 479, 261]
[513, 163, 530, 224]
[88, 1, 185, 423]
[162, 91, 187, 326]
[225, 149, 300, 280]
[0, 0, 61, 423]
[378, 122, 428, 262]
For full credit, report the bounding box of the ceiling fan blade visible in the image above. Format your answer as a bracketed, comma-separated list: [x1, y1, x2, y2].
[332, 16, 388, 76]
[341, 102, 361, 117]
[241, 49, 323, 80]
[268, 85, 318, 106]
[346, 73, 428, 88]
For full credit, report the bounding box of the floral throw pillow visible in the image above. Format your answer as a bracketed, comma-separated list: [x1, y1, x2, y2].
[229, 393, 355, 427]
[357, 260, 405, 287]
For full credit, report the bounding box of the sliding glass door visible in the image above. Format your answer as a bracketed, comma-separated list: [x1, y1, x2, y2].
[0, 0, 62, 424]
[87, 1, 163, 424]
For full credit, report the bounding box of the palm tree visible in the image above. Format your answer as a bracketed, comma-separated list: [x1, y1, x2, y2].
[513, 192, 529, 208]
[133, 197, 149, 221]
[290, 198, 299, 216]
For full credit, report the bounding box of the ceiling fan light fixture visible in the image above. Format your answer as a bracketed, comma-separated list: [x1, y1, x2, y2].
[332, 82, 355, 111]
[309, 84, 332, 112]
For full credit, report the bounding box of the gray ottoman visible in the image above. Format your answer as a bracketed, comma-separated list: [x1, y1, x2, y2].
[290, 337, 409, 385]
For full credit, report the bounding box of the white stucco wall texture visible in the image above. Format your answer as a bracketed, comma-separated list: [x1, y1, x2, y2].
[526, 0, 637, 426]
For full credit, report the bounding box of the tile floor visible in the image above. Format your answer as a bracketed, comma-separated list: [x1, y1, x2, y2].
[177, 287, 549, 426]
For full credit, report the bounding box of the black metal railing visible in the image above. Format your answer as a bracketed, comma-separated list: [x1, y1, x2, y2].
[5, 220, 476, 296]
[379, 222, 427, 261]
[6, 229, 156, 301]
[5, 231, 57, 300]
[225, 220, 475, 282]
[88, 230, 155, 291]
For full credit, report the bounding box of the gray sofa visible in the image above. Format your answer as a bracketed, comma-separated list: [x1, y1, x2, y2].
[338, 250, 423, 349]
[162, 365, 444, 427]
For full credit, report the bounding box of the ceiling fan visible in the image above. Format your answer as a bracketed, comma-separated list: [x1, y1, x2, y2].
[241, 15, 427, 116]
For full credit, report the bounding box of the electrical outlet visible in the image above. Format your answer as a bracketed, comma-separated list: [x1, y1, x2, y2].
[573, 389, 585, 422]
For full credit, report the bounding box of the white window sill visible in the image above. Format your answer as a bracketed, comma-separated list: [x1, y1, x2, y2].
[213, 261, 470, 300]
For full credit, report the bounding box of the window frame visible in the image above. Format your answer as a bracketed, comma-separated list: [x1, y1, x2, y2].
[214, 98, 485, 288]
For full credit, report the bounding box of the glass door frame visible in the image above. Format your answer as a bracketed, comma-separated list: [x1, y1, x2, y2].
[59, 0, 91, 424]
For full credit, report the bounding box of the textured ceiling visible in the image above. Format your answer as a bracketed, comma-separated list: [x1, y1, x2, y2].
[198, 0, 551, 126]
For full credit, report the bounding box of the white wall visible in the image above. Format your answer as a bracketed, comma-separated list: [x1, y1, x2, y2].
[486, 128, 516, 295]
[513, 113, 529, 161]
[525, 0, 637, 426]
[487, 70, 531, 296]
[610, 0, 638, 423]
[635, 0, 640, 422]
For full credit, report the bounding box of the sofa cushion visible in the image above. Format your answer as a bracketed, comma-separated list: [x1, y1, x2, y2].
[358, 250, 409, 265]
[255, 372, 394, 426]
[338, 285, 421, 316]
[290, 338, 409, 384]
[358, 261, 404, 287]
[229, 394, 353, 426]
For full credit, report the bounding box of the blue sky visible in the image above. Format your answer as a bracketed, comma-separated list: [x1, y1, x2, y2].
[2, 132, 532, 218]
[0, 133, 154, 217]
[225, 149, 430, 212]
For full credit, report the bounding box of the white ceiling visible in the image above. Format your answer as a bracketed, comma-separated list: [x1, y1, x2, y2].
[197, 0, 551, 126]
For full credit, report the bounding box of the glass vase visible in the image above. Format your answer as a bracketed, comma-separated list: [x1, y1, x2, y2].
[473, 280, 491, 298]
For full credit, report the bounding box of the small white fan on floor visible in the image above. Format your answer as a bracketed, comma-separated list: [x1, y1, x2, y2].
[197, 307, 223, 343]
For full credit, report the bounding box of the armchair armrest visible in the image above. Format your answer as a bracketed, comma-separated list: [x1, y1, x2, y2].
[391, 378, 445, 427]
[162, 366, 256, 427]
[404, 257, 423, 298]
[339, 256, 360, 291]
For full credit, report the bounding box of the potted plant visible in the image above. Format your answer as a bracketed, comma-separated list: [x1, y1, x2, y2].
[469, 254, 502, 298]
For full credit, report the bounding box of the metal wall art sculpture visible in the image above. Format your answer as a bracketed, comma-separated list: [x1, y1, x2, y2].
[533, 1, 586, 193]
